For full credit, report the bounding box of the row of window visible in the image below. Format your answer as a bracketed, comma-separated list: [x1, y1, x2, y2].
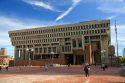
[12, 29, 107, 41]
[72, 38, 82, 48]
[34, 47, 56, 54]
[10, 23, 109, 36]
[12, 35, 103, 45]
[62, 46, 71, 52]
[37, 45, 71, 53]
[22, 46, 71, 54]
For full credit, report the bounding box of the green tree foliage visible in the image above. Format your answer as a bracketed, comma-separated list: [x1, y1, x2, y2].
[117, 57, 125, 63]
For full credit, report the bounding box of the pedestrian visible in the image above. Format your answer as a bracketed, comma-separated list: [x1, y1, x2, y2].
[102, 63, 105, 71]
[45, 64, 48, 71]
[84, 63, 90, 77]
[68, 64, 71, 67]
[105, 64, 108, 69]
[6, 66, 8, 71]
[94, 62, 96, 66]
[0, 66, 2, 71]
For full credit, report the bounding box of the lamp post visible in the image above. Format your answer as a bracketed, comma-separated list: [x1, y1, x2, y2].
[50, 52, 54, 64]
[26, 48, 34, 66]
[101, 50, 106, 64]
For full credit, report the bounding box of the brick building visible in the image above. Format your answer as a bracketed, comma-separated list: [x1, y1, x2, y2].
[0, 48, 9, 65]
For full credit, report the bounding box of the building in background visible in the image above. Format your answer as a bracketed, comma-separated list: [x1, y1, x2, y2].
[0, 48, 14, 66]
[0, 48, 7, 55]
[0, 48, 9, 65]
[123, 48, 125, 57]
[108, 45, 115, 56]
[8, 20, 111, 66]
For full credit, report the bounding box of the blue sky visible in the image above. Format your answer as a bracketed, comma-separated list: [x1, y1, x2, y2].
[0, 0, 125, 56]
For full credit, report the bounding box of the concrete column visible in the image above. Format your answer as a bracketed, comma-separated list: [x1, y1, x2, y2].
[38, 47, 40, 54]
[22, 46, 24, 60]
[14, 47, 17, 60]
[14, 47, 18, 66]
[33, 48, 34, 60]
[20, 50, 22, 60]
[32, 45, 34, 60]
[85, 44, 92, 65]
[41, 54, 42, 60]
[73, 54, 76, 65]
[76, 38, 78, 48]
[26, 49, 29, 60]
[89, 36, 91, 44]
[25, 49, 27, 60]
[100, 35, 103, 64]
[46, 47, 48, 54]
[82, 35, 85, 50]
[17, 50, 20, 60]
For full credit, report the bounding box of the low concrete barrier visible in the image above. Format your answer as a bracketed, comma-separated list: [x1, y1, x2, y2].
[15, 58, 66, 66]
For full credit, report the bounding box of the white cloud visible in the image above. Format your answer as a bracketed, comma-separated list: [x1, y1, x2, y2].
[22, 0, 60, 12]
[0, 15, 67, 56]
[106, 15, 117, 20]
[56, 0, 81, 21]
[111, 25, 125, 56]
[82, 0, 125, 14]
[0, 16, 67, 30]
[98, 0, 125, 14]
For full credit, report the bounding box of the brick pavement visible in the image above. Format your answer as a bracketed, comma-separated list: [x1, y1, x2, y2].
[0, 65, 125, 83]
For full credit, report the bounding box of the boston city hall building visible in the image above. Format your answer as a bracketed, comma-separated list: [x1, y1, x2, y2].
[9, 20, 111, 66]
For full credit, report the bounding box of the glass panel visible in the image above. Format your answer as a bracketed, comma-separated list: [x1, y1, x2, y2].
[48, 47, 51, 53]
[78, 38, 82, 47]
[72, 39, 76, 47]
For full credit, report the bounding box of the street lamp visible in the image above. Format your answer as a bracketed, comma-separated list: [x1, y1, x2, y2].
[26, 48, 34, 66]
[101, 50, 106, 64]
[50, 52, 54, 64]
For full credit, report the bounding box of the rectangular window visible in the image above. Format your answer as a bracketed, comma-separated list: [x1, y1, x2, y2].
[43, 48, 47, 53]
[48, 47, 51, 53]
[53, 47, 56, 53]
[39, 48, 42, 53]
[72, 39, 76, 47]
[35, 48, 38, 53]
[78, 38, 82, 47]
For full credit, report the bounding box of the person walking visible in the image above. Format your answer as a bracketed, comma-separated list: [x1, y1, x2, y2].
[0, 66, 2, 71]
[102, 63, 105, 71]
[6, 66, 8, 71]
[84, 63, 90, 77]
[45, 64, 48, 71]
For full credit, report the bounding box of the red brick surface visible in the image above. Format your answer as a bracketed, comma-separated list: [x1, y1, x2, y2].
[0, 65, 125, 83]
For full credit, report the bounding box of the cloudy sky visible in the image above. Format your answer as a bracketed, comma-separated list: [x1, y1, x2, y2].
[0, 0, 125, 56]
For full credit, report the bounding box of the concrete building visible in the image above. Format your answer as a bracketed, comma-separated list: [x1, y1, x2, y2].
[8, 20, 111, 66]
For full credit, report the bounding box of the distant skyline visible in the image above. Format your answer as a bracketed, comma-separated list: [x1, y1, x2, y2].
[0, 0, 125, 56]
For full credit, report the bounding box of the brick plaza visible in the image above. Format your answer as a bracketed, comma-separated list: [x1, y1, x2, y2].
[0, 65, 125, 83]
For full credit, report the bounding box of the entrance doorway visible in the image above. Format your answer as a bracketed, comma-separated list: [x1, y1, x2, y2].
[65, 54, 73, 64]
[75, 55, 84, 64]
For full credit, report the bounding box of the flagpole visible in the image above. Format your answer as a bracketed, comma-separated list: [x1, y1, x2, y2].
[115, 20, 119, 66]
